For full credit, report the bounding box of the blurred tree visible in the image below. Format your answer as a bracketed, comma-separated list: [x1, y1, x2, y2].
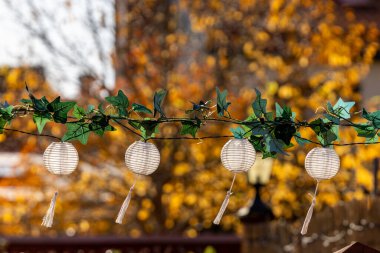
[113, 0, 379, 235]
[0, 0, 378, 237]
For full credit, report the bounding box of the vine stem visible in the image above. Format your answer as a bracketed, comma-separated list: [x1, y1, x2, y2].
[0, 127, 61, 141]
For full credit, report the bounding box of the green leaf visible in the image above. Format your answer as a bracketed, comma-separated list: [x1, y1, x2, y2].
[73, 105, 87, 119]
[153, 89, 168, 118]
[310, 118, 338, 146]
[0, 118, 6, 134]
[20, 98, 32, 104]
[363, 109, 380, 129]
[324, 113, 340, 124]
[132, 103, 152, 114]
[265, 136, 287, 155]
[274, 119, 296, 145]
[216, 87, 231, 117]
[47, 97, 76, 123]
[105, 90, 129, 116]
[0, 106, 14, 133]
[294, 132, 312, 146]
[129, 119, 159, 139]
[275, 103, 283, 117]
[230, 127, 246, 139]
[89, 115, 115, 136]
[62, 122, 91, 144]
[33, 112, 52, 134]
[252, 88, 267, 118]
[180, 120, 200, 137]
[354, 124, 377, 138]
[331, 98, 355, 120]
[26, 85, 50, 112]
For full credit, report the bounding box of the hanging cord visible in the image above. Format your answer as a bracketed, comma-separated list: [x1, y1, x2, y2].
[301, 180, 320, 235]
[41, 191, 58, 228]
[213, 173, 237, 225]
[116, 176, 138, 224]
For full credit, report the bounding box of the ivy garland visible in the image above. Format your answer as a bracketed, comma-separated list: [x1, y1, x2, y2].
[0, 85, 379, 158]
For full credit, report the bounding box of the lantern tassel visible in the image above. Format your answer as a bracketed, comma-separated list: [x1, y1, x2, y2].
[301, 181, 319, 235]
[41, 191, 58, 228]
[213, 173, 236, 225]
[116, 180, 136, 224]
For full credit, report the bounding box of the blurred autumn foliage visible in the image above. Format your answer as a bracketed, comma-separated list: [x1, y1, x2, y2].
[0, 0, 379, 237]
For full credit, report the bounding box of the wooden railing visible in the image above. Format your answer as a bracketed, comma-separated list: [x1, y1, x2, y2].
[1, 235, 241, 253]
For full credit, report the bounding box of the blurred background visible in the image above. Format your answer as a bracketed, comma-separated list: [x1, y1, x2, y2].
[0, 0, 379, 252]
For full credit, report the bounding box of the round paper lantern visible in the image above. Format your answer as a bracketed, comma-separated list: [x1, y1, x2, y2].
[213, 139, 256, 225]
[221, 139, 256, 173]
[41, 142, 79, 228]
[116, 141, 160, 224]
[43, 142, 79, 175]
[305, 147, 340, 180]
[125, 141, 160, 175]
[301, 147, 340, 235]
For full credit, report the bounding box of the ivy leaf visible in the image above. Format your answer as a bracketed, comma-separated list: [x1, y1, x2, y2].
[20, 98, 32, 104]
[105, 90, 129, 116]
[47, 97, 76, 123]
[294, 132, 312, 146]
[265, 136, 287, 155]
[249, 135, 265, 153]
[180, 120, 201, 137]
[153, 89, 168, 118]
[310, 118, 338, 146]
[62, 122, 91, 144]
[230, 127, 246, 139]
[252, 88, 267, 118]
[26, 84, 50, 112]
[324, 113, 340, 125]
[0, 119, 6, 133]
[129, 119, 159, 139]
[216, 87, 231, 117]
[363, 109, 380, 129]
[89, 115, 115, 136]
[331, 98, 355, 120]
[33, 112, 52, 134]
[0, 106, 13, 133]
[73, 105, 87, 119]
[274, 119, 296, 145]
[132, 103, 153, 114]
[354, 124, 377, 139]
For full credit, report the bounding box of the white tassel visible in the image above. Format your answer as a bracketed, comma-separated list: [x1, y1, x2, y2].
[213, 173, 236, 225]
[116, 182, 136, 224]
[213, 190, 232, 225]
[42, 191, 58, 228]
[301, 181, 319, 235]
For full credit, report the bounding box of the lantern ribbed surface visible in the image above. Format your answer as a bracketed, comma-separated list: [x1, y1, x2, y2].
[305, 147, 340, 180]
[43, 142, 79, 175]
[221, 139, 256, 173]
[125, 141, 160, 176]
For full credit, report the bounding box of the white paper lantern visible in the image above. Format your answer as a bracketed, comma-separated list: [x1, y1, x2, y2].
[221, 139, 256, 173]
[213, 139, 256, 225]
[305, 147, 340, 180]
[116, 141, 160, 224]
[43, 142, 79, 175]
[41, 142, 79, 228]
[301, 147, 340, 235]
[125, 141, 160, 175]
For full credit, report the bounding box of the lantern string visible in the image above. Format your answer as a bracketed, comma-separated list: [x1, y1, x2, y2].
[213, 173, 237, 225]
[301, 180, 320, 235]
[41, 191, 58, 228]
[115, 177, 138, 224]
